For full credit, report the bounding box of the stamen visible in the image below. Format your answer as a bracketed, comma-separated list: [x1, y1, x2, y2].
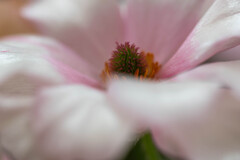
[101, 42, 161, 82]
[134, 69, 139, 78]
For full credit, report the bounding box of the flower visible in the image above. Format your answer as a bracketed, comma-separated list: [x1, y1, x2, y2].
[1, 0, 240, 160]
[0, 36, 134, 160]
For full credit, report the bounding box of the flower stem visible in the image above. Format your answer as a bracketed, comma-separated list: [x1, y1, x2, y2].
[123, 133, 171, 160]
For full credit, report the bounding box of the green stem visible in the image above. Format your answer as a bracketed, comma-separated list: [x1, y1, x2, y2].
[141, 133, 162, 160]
[123, 133, 171, 160]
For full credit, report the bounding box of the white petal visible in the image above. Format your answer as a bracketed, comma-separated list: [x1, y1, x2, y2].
[176, 60, 240, 96]
[0, 111, 39, 160]
[109, 61, 240, 160]
[0, 36, 100, 160]
[152, 89, 240, 160]
[0, 36, 62, 160]
[33, 85, 134, 160]
[108, 80, 220, 126]
[0, 35, 100, 85]
[0, 36, 64, 125]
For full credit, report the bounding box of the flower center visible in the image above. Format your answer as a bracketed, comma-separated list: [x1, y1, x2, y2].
[101, 42, 161, 82]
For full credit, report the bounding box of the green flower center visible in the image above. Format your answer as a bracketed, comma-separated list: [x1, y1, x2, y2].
[101, 42, 161, 82]
[109, 42, 147, 76]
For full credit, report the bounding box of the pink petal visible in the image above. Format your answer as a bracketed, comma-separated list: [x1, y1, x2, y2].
[124, 0, 213, 64]
[0, 36, 101, 154]
[1, 35, 100, 88]
[161, 0, 240, 78]
[0, 36, 102, 160]
[208, 45, 240, 62]
[0, 36, 64, 117]
[22, 0, 124, 72]
[0, 36, 67, 160]
[33, 85, 134, 160]
[175, 60, 240, 95]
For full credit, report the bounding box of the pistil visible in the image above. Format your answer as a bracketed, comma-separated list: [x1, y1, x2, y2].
[101, 42, 161, 82]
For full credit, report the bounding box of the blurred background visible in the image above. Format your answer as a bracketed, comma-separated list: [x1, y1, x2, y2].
[0, 0, 35, 37]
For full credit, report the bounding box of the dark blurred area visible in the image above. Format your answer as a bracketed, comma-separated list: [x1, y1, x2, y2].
[0, 0, 35, 37]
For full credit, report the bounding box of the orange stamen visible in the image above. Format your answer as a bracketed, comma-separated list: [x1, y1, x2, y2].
[142, 52, 162, 79]
[134, 68, 140, 78]
[101, 51, 161, 82]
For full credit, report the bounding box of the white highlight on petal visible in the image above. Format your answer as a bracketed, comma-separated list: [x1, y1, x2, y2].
[34, 85, 134, 160]
[108, 80, 220, 126]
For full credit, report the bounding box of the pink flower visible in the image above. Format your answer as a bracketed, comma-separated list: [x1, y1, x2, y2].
[0, 36, 135, 160]
[1, 0, 240, 160]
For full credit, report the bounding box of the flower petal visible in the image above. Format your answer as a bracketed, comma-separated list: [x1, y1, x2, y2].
[0, 36, 101, 157]
[175, 60, 240, 96]
[0, 36, 64, 120]
[1, 35, 100, 87]
[108, 80, 220, 127]
[33, 85, 134, 160]
[0, 111, 38, 160]
[152, 89, 240, 160]
[0, 36, 102, 160]
[0, 36, 65, 160]
[124, 0, 213, 64]
[108, 61, 240, 160]
[208, 45, 240, 62]
[22, 0, 124, 71]
[161, 0, 240, 78]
